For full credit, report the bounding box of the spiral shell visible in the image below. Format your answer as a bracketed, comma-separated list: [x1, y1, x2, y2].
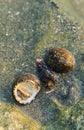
[13, 73, 40, 104]
[44, 48, 75, 73]
[36, 59, 57, 93]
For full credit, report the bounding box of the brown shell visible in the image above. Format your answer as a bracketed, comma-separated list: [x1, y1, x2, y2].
[12, 73, 40, 104]
[44, 48, 75, 73]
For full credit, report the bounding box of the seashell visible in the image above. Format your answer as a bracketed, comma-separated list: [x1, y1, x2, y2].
[36, 59, 57, 93]
[44, 48, 75, 73]
[13, 73, 40, 104]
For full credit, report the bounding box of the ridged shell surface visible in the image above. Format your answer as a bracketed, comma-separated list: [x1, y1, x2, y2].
[13, 73, 40, 104]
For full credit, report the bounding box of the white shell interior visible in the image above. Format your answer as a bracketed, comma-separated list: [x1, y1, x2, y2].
[13, 80, 40, 104]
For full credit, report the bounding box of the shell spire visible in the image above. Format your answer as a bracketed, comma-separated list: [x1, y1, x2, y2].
[36, 59, 57, 93]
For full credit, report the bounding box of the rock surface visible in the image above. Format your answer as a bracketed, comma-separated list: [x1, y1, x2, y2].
[0, 0, 84, 129]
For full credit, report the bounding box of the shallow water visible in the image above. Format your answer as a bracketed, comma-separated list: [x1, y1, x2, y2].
[0, 0, 84, 130]
[54, 0, 84, 28]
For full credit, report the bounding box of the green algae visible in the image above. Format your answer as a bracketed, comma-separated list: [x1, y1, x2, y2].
[0, 102, 44, 130]
[44, 97, 84, 130]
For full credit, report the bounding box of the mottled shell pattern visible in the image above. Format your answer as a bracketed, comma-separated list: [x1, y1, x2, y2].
[36, 59, 57, 93]
[13, 73, 40, 104]
[44, 48, 75, 73]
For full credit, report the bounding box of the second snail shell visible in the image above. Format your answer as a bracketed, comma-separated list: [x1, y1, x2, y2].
[44, 48, 75, 73]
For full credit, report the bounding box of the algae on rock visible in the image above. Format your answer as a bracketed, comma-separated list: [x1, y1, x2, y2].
[0, 0, 84, 130]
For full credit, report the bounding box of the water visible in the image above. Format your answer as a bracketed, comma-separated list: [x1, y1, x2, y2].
[54, 0, 84, 28]
[0, 0, 84, 129]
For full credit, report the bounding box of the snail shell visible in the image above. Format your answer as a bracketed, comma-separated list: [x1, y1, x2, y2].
[36, 59, 57, 93]
[13, 73, 40, 104]
[44, 48, 75, 73]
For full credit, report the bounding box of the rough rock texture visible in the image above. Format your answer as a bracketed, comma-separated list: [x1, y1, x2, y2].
[0, 0, 84, 129]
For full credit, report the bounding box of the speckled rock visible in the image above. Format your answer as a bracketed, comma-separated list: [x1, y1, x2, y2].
[0, 0, 84, 130]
